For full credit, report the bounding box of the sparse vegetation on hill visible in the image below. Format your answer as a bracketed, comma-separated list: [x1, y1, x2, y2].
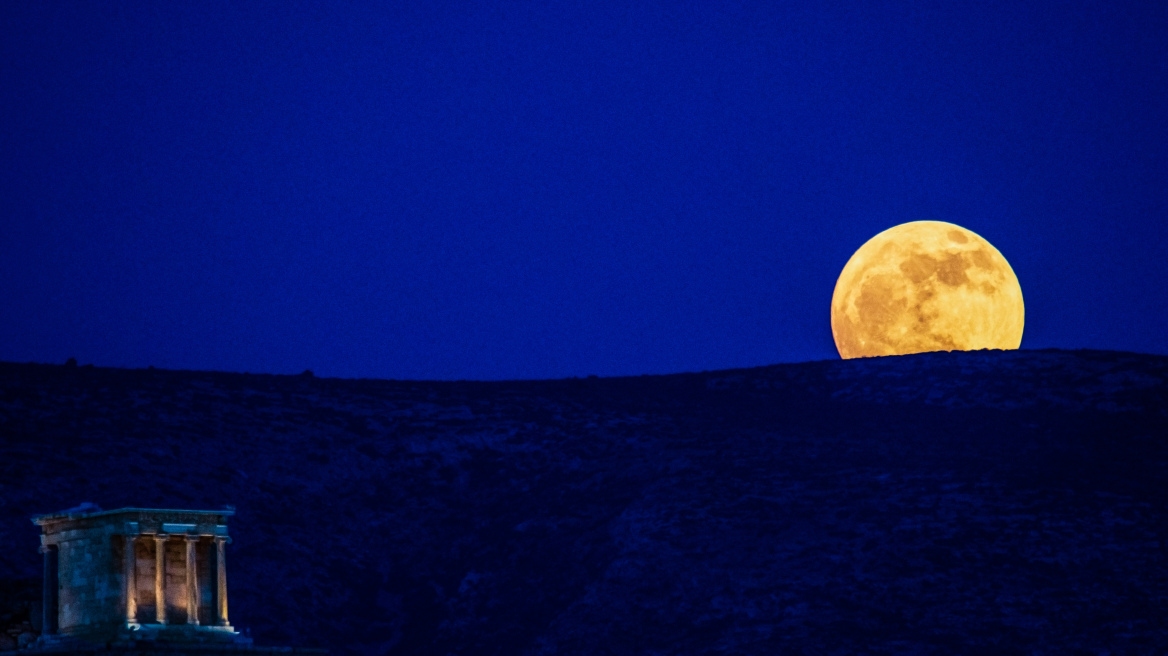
[1, 349, 1166, 655]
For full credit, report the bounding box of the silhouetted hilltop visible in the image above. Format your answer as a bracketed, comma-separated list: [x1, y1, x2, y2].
[2, 349, 1166, 655]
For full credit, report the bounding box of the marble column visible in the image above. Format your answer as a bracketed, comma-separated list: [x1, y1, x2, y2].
[153, 534, 168, 624]
[214, 537, 230, 628]
[123, 535, 138, 627]
[185, 536, 200, 625]
[40, 545, 56, 635]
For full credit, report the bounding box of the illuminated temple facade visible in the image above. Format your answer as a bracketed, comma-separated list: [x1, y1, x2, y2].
[30, 505, 324, 654]
[32, 506, 239, 646]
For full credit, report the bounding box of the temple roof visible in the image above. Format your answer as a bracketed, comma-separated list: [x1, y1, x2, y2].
[32, 506, 234, 527]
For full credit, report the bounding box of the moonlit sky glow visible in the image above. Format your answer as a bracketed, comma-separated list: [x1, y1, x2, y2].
[2, 2, 1167, 379]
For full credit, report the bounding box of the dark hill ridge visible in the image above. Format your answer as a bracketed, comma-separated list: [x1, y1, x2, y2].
[1, 349, 1166, 655]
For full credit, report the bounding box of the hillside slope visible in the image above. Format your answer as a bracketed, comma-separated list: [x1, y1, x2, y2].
[1, 349, 1166, 655]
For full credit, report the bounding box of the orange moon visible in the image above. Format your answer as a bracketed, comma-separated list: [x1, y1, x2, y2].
[831, 221, 1024, 359]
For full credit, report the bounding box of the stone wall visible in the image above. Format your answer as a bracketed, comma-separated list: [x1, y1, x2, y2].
[57, 528, 121, 635]
[163, 540, 187, 625]
[132, 540, 156, 625]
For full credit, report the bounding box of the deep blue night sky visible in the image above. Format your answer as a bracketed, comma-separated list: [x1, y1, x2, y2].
[2, 2, 1166, 380]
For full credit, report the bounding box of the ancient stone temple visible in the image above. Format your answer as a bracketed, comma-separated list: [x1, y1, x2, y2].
[29, 505, 324, 654]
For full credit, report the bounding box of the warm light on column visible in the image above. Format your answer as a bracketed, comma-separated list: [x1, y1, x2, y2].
[124, 535, 138, 627]
[215, 537, 230, 628]
[153, 534, 168, 625]
[185, 535, 200, 625]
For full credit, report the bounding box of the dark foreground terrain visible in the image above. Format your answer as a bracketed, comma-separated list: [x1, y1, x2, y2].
[1, 349, 1166, 655]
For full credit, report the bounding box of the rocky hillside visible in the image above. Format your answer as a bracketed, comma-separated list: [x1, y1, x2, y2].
[1, 349, 1166, 655]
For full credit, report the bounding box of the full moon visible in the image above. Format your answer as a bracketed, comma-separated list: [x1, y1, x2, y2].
[831, 221, 1024, 359]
